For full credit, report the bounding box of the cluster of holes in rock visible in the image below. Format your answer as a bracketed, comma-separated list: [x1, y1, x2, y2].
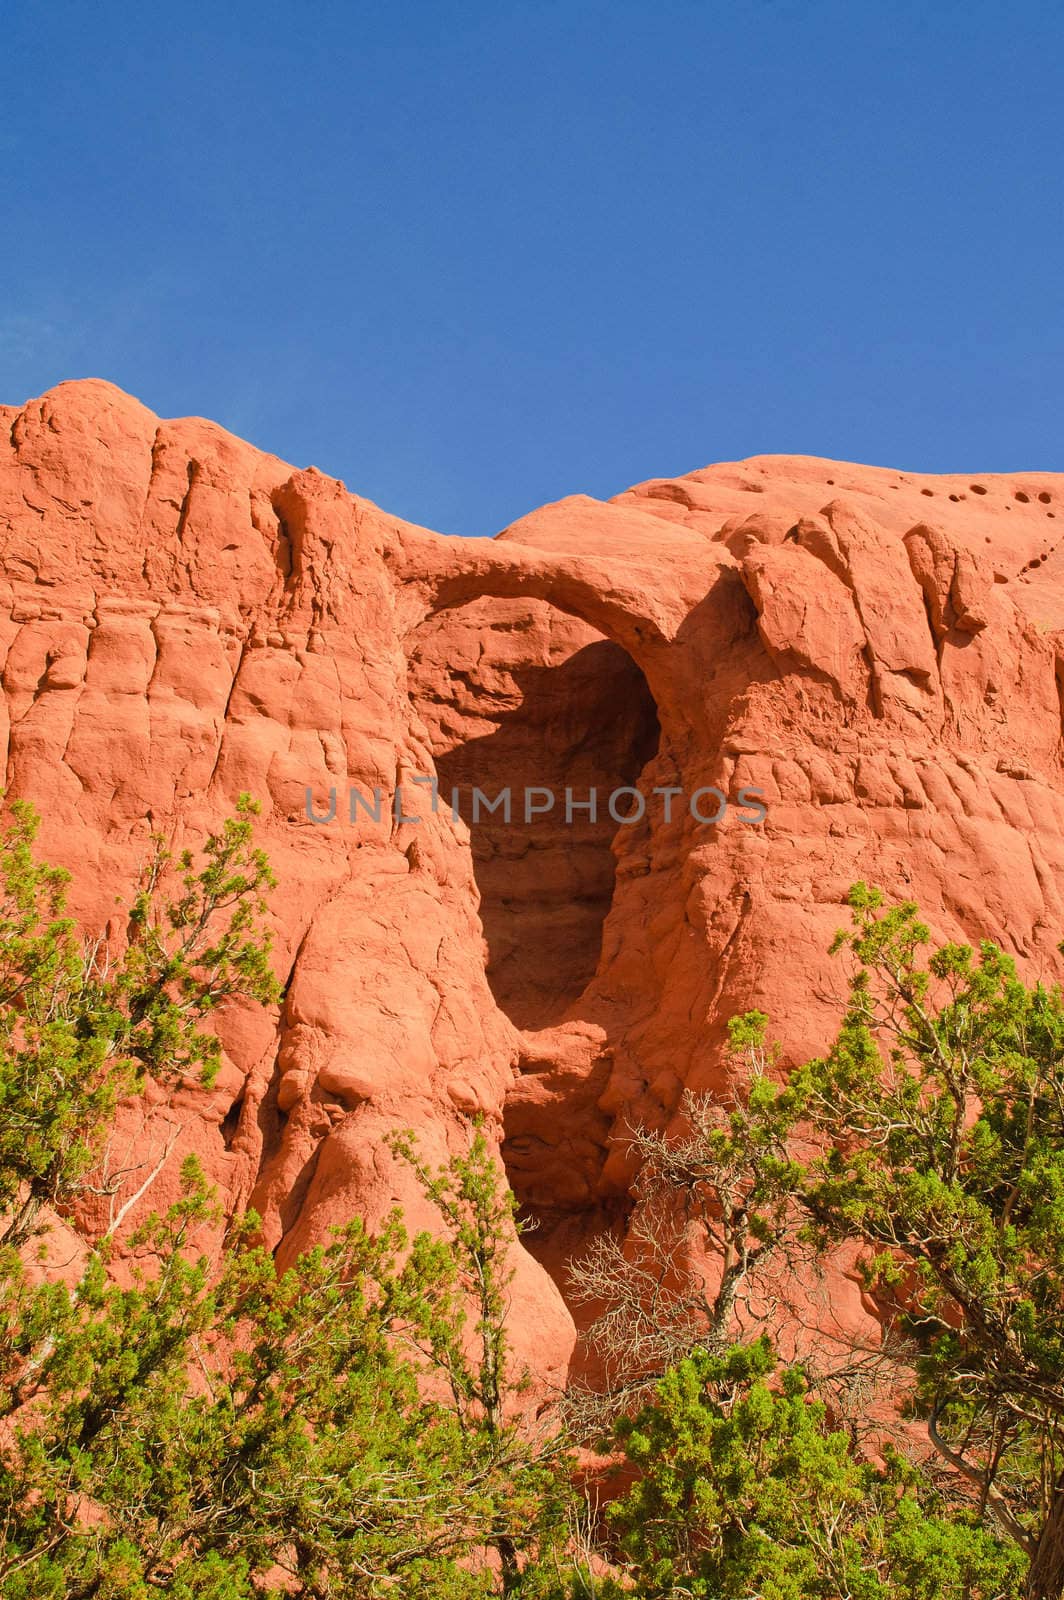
[835, 476, 1055, 514]
[914, 485, 1056, 509]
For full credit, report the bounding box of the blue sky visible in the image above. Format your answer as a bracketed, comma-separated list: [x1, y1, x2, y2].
[3, 1, 1061, 536]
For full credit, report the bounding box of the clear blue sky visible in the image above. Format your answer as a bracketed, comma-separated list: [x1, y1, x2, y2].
[3, 1, 1061, 537]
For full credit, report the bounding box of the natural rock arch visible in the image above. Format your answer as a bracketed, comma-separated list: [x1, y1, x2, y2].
[406, 594, 660, 1029]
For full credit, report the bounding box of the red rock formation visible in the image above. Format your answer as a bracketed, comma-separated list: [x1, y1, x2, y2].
[4, 378, 1064, 1383]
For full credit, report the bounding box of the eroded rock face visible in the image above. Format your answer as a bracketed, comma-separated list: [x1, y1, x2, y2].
[3, 378, 1064, 1383]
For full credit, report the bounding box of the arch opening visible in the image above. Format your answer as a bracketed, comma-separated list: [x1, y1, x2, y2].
[408, 596, 660, 1029]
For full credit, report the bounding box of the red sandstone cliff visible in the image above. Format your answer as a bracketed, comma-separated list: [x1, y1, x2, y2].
[3, 378, 1064, 1383]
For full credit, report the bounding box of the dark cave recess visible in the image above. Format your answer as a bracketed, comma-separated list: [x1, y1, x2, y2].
[408, 596, 660, 1029]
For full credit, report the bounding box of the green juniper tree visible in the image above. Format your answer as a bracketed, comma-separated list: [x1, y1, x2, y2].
[0, 1160, 561, 1598]
[568, 885, 1064, 1599]
[0, 802, 569, 1597]
[604, 1337, 1022, 1600]
[390, 1127, 571, 1598]
[777, 886, 1064, 1599]
[0, 794, 279, 1252]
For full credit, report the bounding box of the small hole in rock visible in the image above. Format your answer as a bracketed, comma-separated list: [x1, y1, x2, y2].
[970, 484, 988, 495]
[221, 1090, 246, 1150]
[1015, 491, 1030, 503]
[1039, 492, 1052, 504]
[921, 488, 934, 497]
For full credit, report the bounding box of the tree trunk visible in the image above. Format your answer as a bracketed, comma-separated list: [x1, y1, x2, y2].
[1027, 1485, 1064, 1599]
[497, 1533, 519, 1597]
[0, 1189, 40, 1251]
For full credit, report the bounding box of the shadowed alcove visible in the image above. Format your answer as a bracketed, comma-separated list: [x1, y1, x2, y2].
[407, 596, 660, 1029]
